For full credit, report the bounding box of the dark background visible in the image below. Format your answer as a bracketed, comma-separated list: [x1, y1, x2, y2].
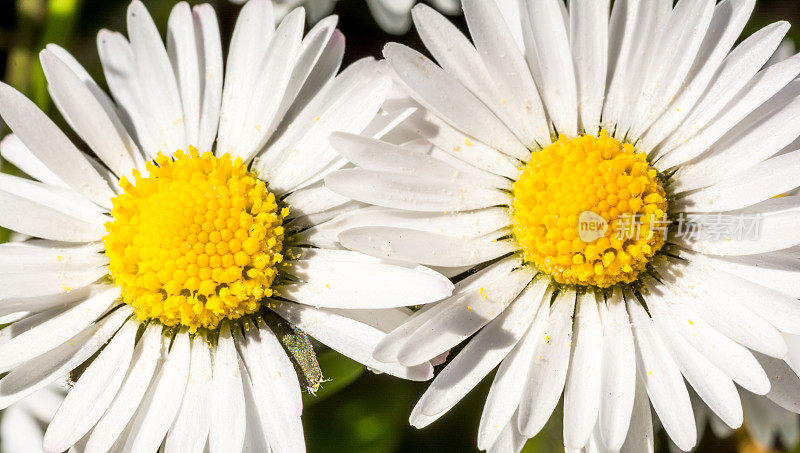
[1, 0, 799, 451]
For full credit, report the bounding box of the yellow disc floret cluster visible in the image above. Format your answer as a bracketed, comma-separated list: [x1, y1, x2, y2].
[512, 130, 668, 287]
[104, 148, 288, 331]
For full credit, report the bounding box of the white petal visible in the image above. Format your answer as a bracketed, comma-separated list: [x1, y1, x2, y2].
[332, 307, 415, 334]
[234, 322, 305, 453]
[374, 256, 520, 363]
[330, 132, 478, 183]
[755, 352, 800, 413]
[674, 78, 800, 191]
[659, 257, 788, 360]
[0, 267, 108, 304]
[0, 134, 65, 187]
[284, 246, 386, 264]
[673, 73, 800, 191]
[678, 253, 800, 335]
[220, 8, 305, 162]
[267, 71, 392, 193]
[0, 240, 106, 273]
[42, 320, 137, 452]
[372, 302, 444, 364]
[96, 30, 160, 157]
[678, 150, 800, 212]
[273, 302, 434, 381]
[0, 286, 119, 373]
[609, 0, 674, 139]
[638, 0, 757, 152]
[3, 306, 72, 345]
[383, 42, 529, 160]
[645, 280, 743, 429]
[207, 324, 246, 453]
[602, 0, 642, 131]
[0, 405, 45, 453]
[338, 227, 517, 267]
[520, 0, 578, 137]
[598, 289, 636, 450]
[0, 286, 97, 319]
[193, 4, 224, 153]
[486, 414, 528, 453]
[239, 360, 270, 452]
[701, 251, 800, 299]
[0, 171, 108, 222]
[166, 2, 202, 148]
[401, 111, 521, 180]
[397, 268, 534, 366]
[564, 291, 604, 449]
[276, 257, 453, 308]
[289, 201, 366, 244]
[284, 183, 350, 219]
[680, 201, 800, 256]
[410, 4, 516, 141]
[366, 0, 414, 34]
[628, 0, 716, 139]
[123, 331, 191, 453]
[253, 318, 302, 415]
[462, 0, 550, 147]
[272, 15, 339, 137]
[570, 0, 609, 135]
[518, 289, 576, 437]
[361, 104, 418, 141]
[40, 49, 138, 178]
[0, 83, 115, 207]
[218, 0, 274, 160]
[127, 0, 186, 156]
[84, 323, 163, 453]
[414, 278, 549, 420]
[257, 57, 376, 172]
[267, 29, 345, 146]
[0, 305, 131, 411]
[325, 169, 510, 213]
[620, 376, 655, 453]
[355, 138, 511, 194]
[22, 382, 71, 423]
[647, 277, 769, 394]
[477, 297, 550, 449]
[627, 294, 696, 451]
[318, 206, 512, 243]
[165, 334, 213, 453]
[656, 23, 794, 167]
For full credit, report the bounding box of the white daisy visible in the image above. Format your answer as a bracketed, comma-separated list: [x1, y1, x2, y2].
[231, 0, 462, 35]
[0, 0, 453, 452]
[324, 0, 800, 452]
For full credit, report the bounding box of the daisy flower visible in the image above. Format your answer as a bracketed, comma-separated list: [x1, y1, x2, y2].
[231, 0, 462, 35]
[0, 0, 453, 451]
[324, 0, 800, 451]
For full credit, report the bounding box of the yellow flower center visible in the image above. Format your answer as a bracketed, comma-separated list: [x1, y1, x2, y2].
[512, 131, 668, 287]
[104, 148, 287, 331]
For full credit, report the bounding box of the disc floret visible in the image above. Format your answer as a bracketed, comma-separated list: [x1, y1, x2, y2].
[512, 130, 668, 287]
[104, 148, 288, 331]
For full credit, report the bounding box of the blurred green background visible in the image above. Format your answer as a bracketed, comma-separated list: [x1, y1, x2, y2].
[1, 0, 800, 452]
